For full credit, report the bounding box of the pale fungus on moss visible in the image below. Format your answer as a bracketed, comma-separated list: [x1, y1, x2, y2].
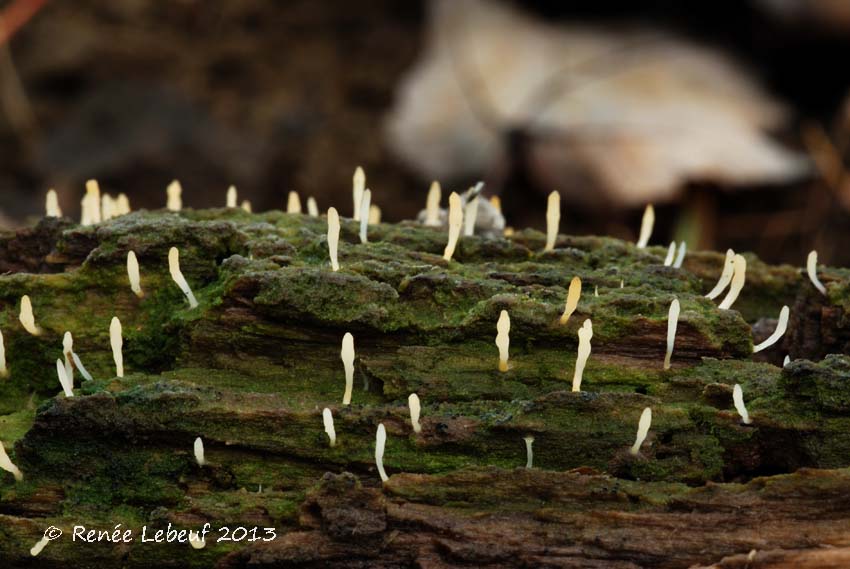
[353, 166, 366, 221]
[718, 254, 746, 310]
[115, 193, 131, 216]
[72, 352, 93, 382]
[101, 194, 115, 221]
[663, 241, 675, 266]
[359, 189, 372, 243]
[322, 408, 337, 447]
[0, 329, 6, 378]
[572, 319, 593, 392]
[194, 437, 206, 466]
[408, 393, 422, 434]
[56, 358, 73, 397]
[783, 355, 791, 367]
[630, 407, 652, 456]
[594, 285, 599, 297]
[62, 331, 74, 383]
[705, 249, 735, 300]
[806, 250, 827, 295]
[127, 251, 143, 298]
[524, 436, 534, 468]
[226, 185, 237, 208]
[636, 204, 654, 248]
[188, 532, 205, 550]
[19, 295, 40, 336]
[559, 277, 581, 325]
[375, 423, 389, 483]
[241, 200, 252, 213]
[341, 332, 355, 405]
[495, 310, 510, 372]
[369, 204, 381, 224]
[327, 207, 341, 271]
[166, 180, 183, 211]
[30, 535, 49, 557]
[81, 179, 102, 225]
[287, 190, 302, 214]
[45, 189, 61, 217]
[110, 316, 124, 378]
[425, 181, 441, 226]
[464, 192, 479, 237]
[489, 195, 501, 213]
[0, 440, 22, 481]
[443, 191, 463, 261]
[733, 384, 751, 424]
[673, 241, 687, 268]
[753, 305, 790, 353]
[664, 298, 680, 370]
[307, 196, 319, 217]
[168, 247, 199, 308]
[544, 190, 560, 251]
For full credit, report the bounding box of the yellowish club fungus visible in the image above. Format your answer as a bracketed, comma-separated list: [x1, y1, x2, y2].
[732, 384, 751, 424]
[166, 180, 183, 211]
[718, 254, 747, 310]
[544, 191, 560, 251]
[353, 166, 366, 221]
[62, 331, 74, 383]
[425, 181, 441, 226]
[663, 241, 675, 266]
[241, 200, 252, 213]
[188, 532, 205, 550]
[408, 393, 422, 434]
[560, 276, 582, 325]
[753, 305, 790, 353]
[19, 295, 40, 336]
[0, 329, 7, 378]
[524, 436, 534, 468]
[636, 204, 654, 248]
[620, 279, 624, 289]
[45, 189, 61, 217]
[496, 310, 510, 372]
[369, 204, 381, 224]
[322, 408, 337, 447]
[630, 407, 652, 456]
[82, 179, 102, 225]
[664, 298, 680, 370]
[168, 247, 199, 308]
[30, 534, 50, 557]
[503, 226, 514, 237]
[327, 207, 341, 271]
[705, 249, 735, 300]
[594, 285, 599, 297]
[443, 192, 463, 261]
[101, 194, 115, 221]
[464, 193, 479, 237]
[127, 251, 143, 298]
[287, 190, 302, 214]
[226, 185, 237, 207]
[341, 332, 355, 405]
[194, 437, 206, 466]
[307, 196, 319, 217]
[375, 423, 389, 482]
[673, 241, 687, 268]
[572, 319, 593, 392]
[806, 250, 827, 295]
[0, 440, 22, 481]
[110, 317, 124, 378]
[490, 195, 502, 212]
[116, 193, 131, 215]
[55, 358, 73, 397]
[359, 189, 372, 243]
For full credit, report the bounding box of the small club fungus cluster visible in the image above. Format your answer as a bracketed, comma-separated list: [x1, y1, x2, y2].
[630, 407, 652, 455]
[62, 332, 92, 382]
[424, 181, 441, 226]
[327, 207, 341, 271]
[664, 298, 680, 370]
[807, 250, 827, 295]
[753, 305, 790, 353]
[0, 440, 23, 481]
[127, 251, 143, 298]
[732, 384, 752, 424]
[718, 254, 747, 310]
[341, 333, 355, 405]
[408, 393, 422, 433]
[572, 319, 593, 392]
[495, 310, 510, 372]
[375, 423, 388, 483]
[168, 247, 199, 308]
[322, 408, 336, 447]
[166, 180, 183, 211]
[544, 191, 560, 252]
[443, 192, 463, 261]
[110, 317, 124, 378]
[19, 295, 41, 336]
[636, 204, 654, 248]
[560, 277, 581, 325]
[194, 437, 206, 466]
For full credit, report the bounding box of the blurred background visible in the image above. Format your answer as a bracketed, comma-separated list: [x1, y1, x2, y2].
[1, 0, 850, 265]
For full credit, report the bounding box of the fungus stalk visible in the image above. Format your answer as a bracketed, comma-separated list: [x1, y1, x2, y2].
[630, 407, 652, 455]
[341, 333, 355, 405]
[524, 436, 534, 469]
[664, 298, 680, 370]
[753, 305, 790, 353]
[127, 251, 143, 298]
[19, 295, 40, 336]
[807, 250, 827, 295]
[45, 189, 61, 217]
[359, 189, 371, 244]
[408, 393, 422, 433]
[287, 190, 302, 214]
[55, 359, 73, 397]
[425, 181, 441, 226]
[443, 192, 463, 261]
[544, 191, 560, 251]
[571, 319, 593, 392]
[167, 180, 182, 211]
[168, 247, 199, 308]
[307, 196, 319, 217]
[636, 204, 654, 248]
[327, 207, 340, 271]
[322, 408, 336, 447]
[706, 249, 735, 299]
[718, 254, 747, 310]
[663, 241, 675, 266]
[62, 331, 74, 384]
[733, 384, 751, 424]
[464, 194, 479, 236]
[0, 441, 22, 481]
[194, 437, 206, 466]
[375, 423, 388, 482]
[559, 276, 581, 325]
[353, 166, 365, 221]
[226, 185, 237, 207]
[0, 329, 6, 378]
[496, 310, 510, 372]
[110, 317, 124, 378]
[673, 241, 687, 268]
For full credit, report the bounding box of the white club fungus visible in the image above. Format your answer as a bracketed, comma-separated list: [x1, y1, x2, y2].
[732, 384, 751, 424]
[572, 319, 593, 392]
[705, 249, 735, 300]
[110, 317, 124, 378]
[359, 189, 371, 243]
[194, 437, 206, 466]
[115, 193, 131, 215]
[673, 241, 687, 268]
[753, 305, 790, 353]
[55, 359, 73, 397]
[341, 332, 355, 405]
[62, 331, 74, 384]
[594, 285, 599, 297]
[127, 251, 143, 298]
[630, 407, 652, 455]
[425, 181, 441, 226]
[188, 532, 205, 550]
[322, 408, 336, 447]
[464, 193, 479, 237]
[82, 179, 102, 225]
[166, 180, 182, 211]
[807, 250, 827, 295]
[72, 352, 93, 381]
[375, 423, 388, 482]
[664, 298, 680, 370]
[45, 189, 61, 217]
[496, 310, 510, 372]
[636, 204, 654, 248]
[0, 440, 22, 481]
[287, 190, 302, 214]
[307, 196, 319, 217]
[168, 247, 199, 308]
[408, 393, 422, 434]
[101, 194, 115, 221]
[663, 241, 675, 266]
[353, 166, 365, 221]
[0, 329, 6, 378]
[783, 355, 791, 367]
[19, 295, 40, 336]
[369, 204, 381, 225]
[718, 254, 747, 310]
[524, 436, 534, 469]
[327, 207, 341, 271]
[30, 535, 49, 557]
[241, 200, 252, 213]
[560, 276, 582, 325]
[443, 192, 463, 261]
[544, 191, 560, 251]
[226, 185, 237, 208]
